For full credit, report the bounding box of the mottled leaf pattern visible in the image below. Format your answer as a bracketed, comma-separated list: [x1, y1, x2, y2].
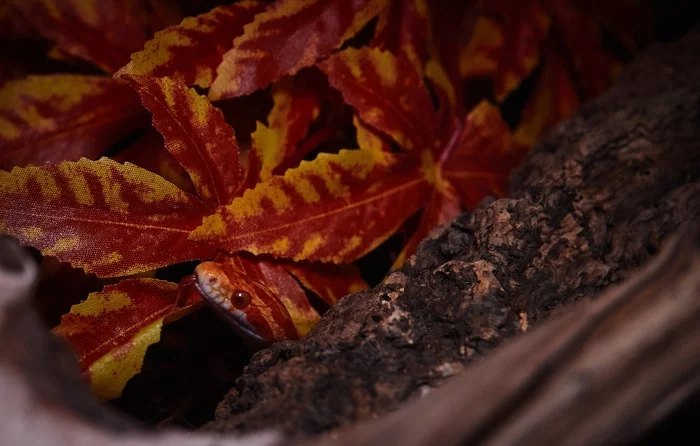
[460, 0, 551, 102]
[249, 75, 321, 184]
[319, 47, 439, 151]
[0, 158, 214, 277]
[443, 101, 527, 208]
[122, 75, 242, 206]
[191, 149, 431, 263]
[112, 128, 196, 195]
[353, 115, 393, 159]
[371, 0, 430, 74]
[0, 75, 147, 170]
[14, 0, 148, 73]
[54, 278, 202, 399]
[1, 0, 643, 402]
[117, 1, 267, 88]
[209, 0, 388, 100]
[425, 0, 472, 117]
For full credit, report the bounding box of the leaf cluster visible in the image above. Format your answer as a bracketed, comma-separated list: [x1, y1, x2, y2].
[0, 0, 651, 402]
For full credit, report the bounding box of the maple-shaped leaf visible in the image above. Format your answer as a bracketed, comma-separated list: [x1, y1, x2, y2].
[0, 158, 215, 277]
[443, 101, 527, 208]
[122, 75, 242, 207]
[281, 260, 368, 305]
[460, 0, 551, 102]
[13, 0, 149, 73]
[514, 45, 580, 148]
[191, 149, 431, 263]
[117, 1, 267, 88]
[54, 278, 202, 400]
[209, 0, 388, 100]
[261, 69, 357, 176]
[371, 0, 430, 74]
[392, 183, 461, 269]
[210, 253, 321, 338]
[319, 47, 439, 151]
[0, 75, 147, 170]
[112, 128, 196, 195]
[248, 74, 322, 185]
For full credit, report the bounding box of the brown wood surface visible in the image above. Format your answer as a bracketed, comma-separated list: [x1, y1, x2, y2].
[315, 221, 700, 445]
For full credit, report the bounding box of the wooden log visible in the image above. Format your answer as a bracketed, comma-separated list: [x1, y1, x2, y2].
[315, 222, 700, 445]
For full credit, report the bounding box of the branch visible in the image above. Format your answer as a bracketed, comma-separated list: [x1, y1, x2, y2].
[320, 222, 700, 445]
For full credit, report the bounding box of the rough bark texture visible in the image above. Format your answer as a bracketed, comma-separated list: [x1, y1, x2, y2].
[314, 222, 700, 446]
[207, 26, 700, 436]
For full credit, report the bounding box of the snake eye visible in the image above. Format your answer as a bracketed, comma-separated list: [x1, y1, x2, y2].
[231, 290, 251, 309]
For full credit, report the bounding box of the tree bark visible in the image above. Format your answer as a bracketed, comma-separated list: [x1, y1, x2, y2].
[206, 25, 700, 438]
[313, 221, 700, 446]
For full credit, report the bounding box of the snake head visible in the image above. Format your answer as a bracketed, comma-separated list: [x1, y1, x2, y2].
[194, 260, 298, 344]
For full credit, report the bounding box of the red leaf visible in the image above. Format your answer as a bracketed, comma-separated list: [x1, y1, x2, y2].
[54, 278, 202, 399]
[14, 0, 149, 73]
[354, 114, 393, 156]
[460, 0, 551, 102]
[191, 149, 431, 263]
[248, 74, 322, 185]
[112, 128, 196, 195]
[371, 0, 430, 74]
[0, 158, 215, 277]
[0, 75, 147, 171]
[122, 75, 242, 207]
[442, 101, 527, 208]
[425, 0, 472, 117]
[209, 0, 388, 100]
[319, 47, 439, 151]
[282, 260, 368, 305]
[117, 1, 267, 88]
